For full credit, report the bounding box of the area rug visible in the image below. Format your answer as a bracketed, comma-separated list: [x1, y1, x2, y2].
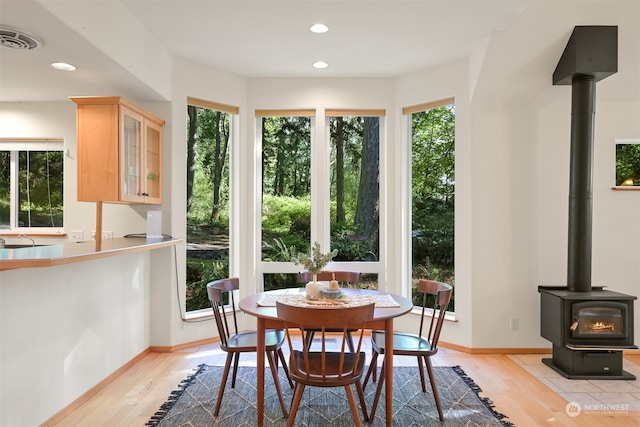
[147, 364, 514, 426]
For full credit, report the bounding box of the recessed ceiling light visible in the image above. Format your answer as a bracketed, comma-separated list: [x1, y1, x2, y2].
[313, 61, 328, 69]
[310, 24, 329, 34]
[50, 62, 76, 71]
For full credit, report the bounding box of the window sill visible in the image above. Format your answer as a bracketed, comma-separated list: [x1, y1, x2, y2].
[409, 306, 457, 322]
[612, 186, 640, 191]
[185, 308, 213, 321]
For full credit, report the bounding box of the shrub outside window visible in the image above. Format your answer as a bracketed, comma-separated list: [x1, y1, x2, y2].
[0, 140, 64, 231]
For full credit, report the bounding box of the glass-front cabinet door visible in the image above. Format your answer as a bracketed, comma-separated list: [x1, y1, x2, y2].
[143, 120, 162, 203]
[72, 96, 163, 204]
[120, 106, 144, 202]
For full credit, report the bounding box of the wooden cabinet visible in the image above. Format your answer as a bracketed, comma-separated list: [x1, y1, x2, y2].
[71, 96, 164, 204]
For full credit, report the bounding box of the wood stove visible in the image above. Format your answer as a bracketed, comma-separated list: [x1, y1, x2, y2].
[539, 286, 636, 379]
[538, 26, 637, 380]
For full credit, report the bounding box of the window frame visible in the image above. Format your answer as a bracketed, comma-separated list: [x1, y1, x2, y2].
[325, 109, 386, 279]
[184, 97, 239, 314]
[0, 138, 65, 233]
[255, 108, 387, 291]
[403, 98, 456, 312]
[255, 110, 316, 287]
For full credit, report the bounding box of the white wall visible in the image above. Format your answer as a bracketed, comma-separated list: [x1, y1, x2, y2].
[394, 59, 475, 347]
[0, 252, 154, 427]
[533, 97, 640, 339]
[151, 57, 250, 347]
[0, 101, 170, 244]
[0, 102, 84, 244]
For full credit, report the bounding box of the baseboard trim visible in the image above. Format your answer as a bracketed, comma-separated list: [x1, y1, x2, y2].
[149, 336, 220, 353]
[148, 336, 553, 356]
[40, 348, 151, 427]
[440, 341, 551, 354]
[440, 342, 640, 355]
[150, 336, 640, 356]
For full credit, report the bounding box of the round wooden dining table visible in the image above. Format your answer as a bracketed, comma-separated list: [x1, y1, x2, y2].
[239, 287, 413, 426]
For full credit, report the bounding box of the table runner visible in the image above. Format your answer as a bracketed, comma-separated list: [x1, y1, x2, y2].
[257, 292, 400, 308]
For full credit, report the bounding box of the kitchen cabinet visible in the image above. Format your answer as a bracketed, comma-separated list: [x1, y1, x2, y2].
[70, 96, 164, 204]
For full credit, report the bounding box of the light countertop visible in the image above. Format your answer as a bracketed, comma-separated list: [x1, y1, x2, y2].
[0, 237, 181, 271]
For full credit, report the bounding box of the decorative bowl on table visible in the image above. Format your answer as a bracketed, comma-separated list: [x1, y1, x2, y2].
[321, 288, 342, 300]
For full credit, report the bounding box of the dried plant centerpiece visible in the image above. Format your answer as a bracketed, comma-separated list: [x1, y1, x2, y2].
[293, 242, 337, 298]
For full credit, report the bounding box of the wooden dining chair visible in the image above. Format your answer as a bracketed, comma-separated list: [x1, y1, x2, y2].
[362, 279, 452, 421]
[207, 277, 292, 418]
[297, 270, 361, 286]
[276, 301, 375, 427]
[297, 270, 361, 351]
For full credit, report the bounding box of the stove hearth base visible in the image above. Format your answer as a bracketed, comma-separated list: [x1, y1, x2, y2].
[543, 344, 636, 380]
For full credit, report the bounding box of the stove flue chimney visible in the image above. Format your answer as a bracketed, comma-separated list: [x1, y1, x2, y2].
[553, 26, 617, 292]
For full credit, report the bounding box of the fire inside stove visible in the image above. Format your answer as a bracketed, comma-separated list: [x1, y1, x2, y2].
[590, 321, 615, 332]
[572, 302, 626, 338]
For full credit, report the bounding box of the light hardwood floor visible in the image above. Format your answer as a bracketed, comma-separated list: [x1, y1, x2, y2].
[49, 340, 640, 427]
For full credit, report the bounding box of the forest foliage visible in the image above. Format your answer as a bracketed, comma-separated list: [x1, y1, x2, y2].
[185, 104, 455, 311]
[0, 150, 64, 228]
[615, 143, 640, 186]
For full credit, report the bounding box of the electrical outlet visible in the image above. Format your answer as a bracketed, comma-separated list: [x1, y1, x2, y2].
[69, 230, 83, 242]
[510, 316, 519, 330]
[91, 231, 113, 239]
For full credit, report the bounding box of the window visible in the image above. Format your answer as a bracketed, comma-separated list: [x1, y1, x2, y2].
[405, 99, 455, 309]
[185, 98, 237, 312]
[614, 139, 640, 189]
[327, 111, 383, 290]
[259, 111, 313, 290]
[257, 109, 385, 291]
[0, 139, 64, 231]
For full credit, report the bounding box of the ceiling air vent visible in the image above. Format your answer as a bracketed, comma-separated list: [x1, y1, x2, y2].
[0, 26, 43, 50]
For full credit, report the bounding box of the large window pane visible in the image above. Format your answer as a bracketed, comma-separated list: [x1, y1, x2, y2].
[0, 151, 9, 229]
[185, 104, 232, 312]
[328, 115, 380, 291]
[329, 116, 379, 262]
[260, 115, 311, 290]
[17, 151, 63, 227]
[410, 103, 455, 310]
[261, 116, 312, 252]
[0, 143, 64, 231]
[259, 112, 382, 292]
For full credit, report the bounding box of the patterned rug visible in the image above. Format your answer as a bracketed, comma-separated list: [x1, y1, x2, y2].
[148, 365, 514, 426]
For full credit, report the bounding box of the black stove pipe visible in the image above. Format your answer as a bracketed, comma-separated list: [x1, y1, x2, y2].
[553, 26, 618, 292]
[567, 75, 595, 292]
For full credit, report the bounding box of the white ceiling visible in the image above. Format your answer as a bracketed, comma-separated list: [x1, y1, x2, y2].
[0, 1, 638, 103]
[121, 0, 526, 78]
[0, 0, 528, 102]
